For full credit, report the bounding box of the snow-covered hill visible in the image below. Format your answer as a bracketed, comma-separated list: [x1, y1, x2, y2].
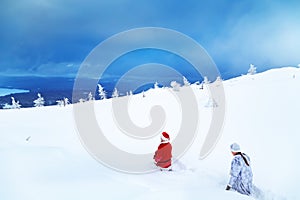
[0, 67, 299, 200]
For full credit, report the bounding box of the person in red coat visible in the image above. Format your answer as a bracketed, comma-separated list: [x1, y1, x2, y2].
[153, 132, 173, 171]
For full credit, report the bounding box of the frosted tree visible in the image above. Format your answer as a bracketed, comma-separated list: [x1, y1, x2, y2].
[63, 97, 70, 106]
[56, 100, 64, 107]
[183, 76, 191, 86]
[2, 103, 11, 109]
[203, 76, 210, 84]
[129, 90, 133, 96]
[194, 81, 200, 85]
[192, 81, 203, 90]
[98, 84, 106, 100]
[247, 64, 257, 75]
[78, 98, 85, 103]
[112, 88, 119, 98]
[87, 92, 94, 101]
[205, 98, 218, 108]
[11, 97, 21, 109]
[200, 82, 204, 89]
[57, 98, 69, 107]
[3, 97, 21, 109]
[170, 81, 180, 91]
[216, 76, 222, 82]
[33, 93, 45, 107]
[154, 82, 159, 89]
[142, 91, 145, 98]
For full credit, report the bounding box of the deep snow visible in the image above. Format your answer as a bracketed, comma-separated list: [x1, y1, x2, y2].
[0, 67, 299, 200]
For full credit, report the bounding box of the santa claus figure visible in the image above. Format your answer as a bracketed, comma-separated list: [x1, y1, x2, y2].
[153, 132, 173, 171]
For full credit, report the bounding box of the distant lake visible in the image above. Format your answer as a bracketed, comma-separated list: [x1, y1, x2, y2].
[0, 88, 29, 97]
[0, 76, 179, 108]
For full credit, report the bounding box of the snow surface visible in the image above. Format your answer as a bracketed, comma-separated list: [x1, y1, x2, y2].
[0, 67, 300, 200]
[0, 88, 29, 97]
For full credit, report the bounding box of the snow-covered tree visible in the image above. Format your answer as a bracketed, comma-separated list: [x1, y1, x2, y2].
[203, 76, 210, 84]
[33, 93, 45, 107]
[64, 97, 70, 106]
[57, 98, 69, 107]
[183, 76, 191, 86]
[129, 90, 133, 96]
[2, 103, 10, 109]
[78, 98, 85, 103]
[142, 91, 145, 98]
[170, 81, 181, 91]
[87, 92, 94, 101]
[247, 64, 257, 75]
[56, 100, 64, 107]
[192, 81, 203, 90]
[112, 88, 119, 98]
[215, 76, 222, 82]
[205, 98, 218, 108]
[98, 84, 106, 100]
[2, 97, 21, 109]
[154, 82, 159, 89]
[12, 97, 21, 109]
[199, 82, 204, 89]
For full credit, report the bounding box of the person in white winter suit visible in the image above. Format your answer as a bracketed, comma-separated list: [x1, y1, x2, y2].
[226, 143, 253, 196]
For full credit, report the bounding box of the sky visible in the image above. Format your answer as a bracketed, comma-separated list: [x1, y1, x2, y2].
[0, 0, 300, 80]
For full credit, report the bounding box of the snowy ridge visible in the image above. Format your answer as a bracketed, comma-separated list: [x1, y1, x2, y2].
[1, 67, 300, 199]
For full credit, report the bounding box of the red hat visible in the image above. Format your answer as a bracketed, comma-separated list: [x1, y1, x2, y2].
[161, 132, 170, 141]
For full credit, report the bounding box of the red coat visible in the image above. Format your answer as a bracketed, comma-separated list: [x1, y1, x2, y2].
[154, 142, 172, 168]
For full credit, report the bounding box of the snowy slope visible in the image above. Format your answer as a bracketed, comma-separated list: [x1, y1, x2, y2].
[0, 67, 300, 200]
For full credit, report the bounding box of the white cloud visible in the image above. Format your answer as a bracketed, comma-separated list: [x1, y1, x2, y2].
[211, 6, 300, 71]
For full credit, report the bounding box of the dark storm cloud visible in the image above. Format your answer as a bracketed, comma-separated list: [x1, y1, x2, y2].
[0, 0, 299, 77]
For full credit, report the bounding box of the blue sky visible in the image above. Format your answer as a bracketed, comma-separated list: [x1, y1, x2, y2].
[0, 0, 300, 79]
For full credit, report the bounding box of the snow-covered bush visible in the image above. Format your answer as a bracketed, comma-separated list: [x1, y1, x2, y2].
[2, 104, 10, 109]
[248, 64, 257, 75]
[154, 82, 159, 89]
[78, 98, 85, 103]
[170, 81, 181, 91]
[87, 92, 94, 101]
[183, 76, 191, 86]
[215, 76, 223, 82]
[199, 82, 204, 89]
[193, 81, 200, 85]
[112, 88, 119, 98]
[56, 97, 70, 107]
[56, 100, 64, 107]
[3, 97, 22, 109]
[33, 93, 45, 107]
[64, 98, 70, 106]
[203, 76, 210, 84]
[98, 84, 106, 100]
[12, 97, 21, 109]
[192, 81, 204, 90]
[205, 98, 218, 108]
